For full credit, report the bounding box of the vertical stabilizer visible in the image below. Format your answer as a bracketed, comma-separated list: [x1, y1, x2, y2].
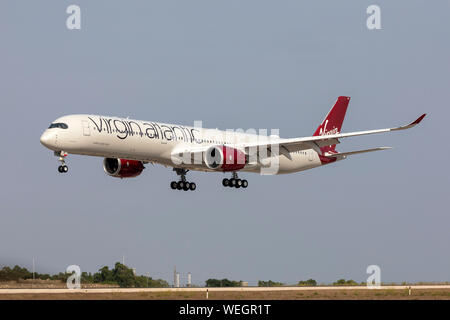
[313, 96, 350, 153]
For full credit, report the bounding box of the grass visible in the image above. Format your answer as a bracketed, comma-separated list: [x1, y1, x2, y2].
[1, 289, 450, 300]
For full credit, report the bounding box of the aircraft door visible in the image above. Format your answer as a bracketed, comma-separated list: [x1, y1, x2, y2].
[82, 120, 90, 136]
[308, 149, 314, 161]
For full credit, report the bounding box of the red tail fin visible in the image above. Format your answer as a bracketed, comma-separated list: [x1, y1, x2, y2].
[313, 96, 350, 153]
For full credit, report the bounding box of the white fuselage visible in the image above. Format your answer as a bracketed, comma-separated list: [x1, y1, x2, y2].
[40, 114, 327, 174]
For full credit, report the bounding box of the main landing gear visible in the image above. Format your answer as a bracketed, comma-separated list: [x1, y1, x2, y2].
[170, 168, 196, 191]
[55, 151, 69, 173]
[222, 172, 248, 189]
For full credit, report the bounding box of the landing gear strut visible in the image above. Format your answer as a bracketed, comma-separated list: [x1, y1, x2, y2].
[170, 168, 196, 191]
[222, 172, 248, 189]
[55, 151, 69, 173]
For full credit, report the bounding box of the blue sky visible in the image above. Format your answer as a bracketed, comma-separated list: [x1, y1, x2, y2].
[0, 1, 449, 286]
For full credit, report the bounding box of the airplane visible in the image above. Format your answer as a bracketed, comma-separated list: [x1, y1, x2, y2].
[40, 96, 426, 191]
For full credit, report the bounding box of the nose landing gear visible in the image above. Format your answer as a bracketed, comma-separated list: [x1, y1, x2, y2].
[170, 168, 196, 191]
[55, 151, 69, 173]
[222, 172, 248, 189]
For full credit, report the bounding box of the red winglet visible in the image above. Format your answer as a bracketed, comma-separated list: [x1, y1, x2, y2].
[411, 114, 426, 125]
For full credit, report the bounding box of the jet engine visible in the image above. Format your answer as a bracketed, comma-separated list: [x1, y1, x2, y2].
[204, 146, 246, 171]
[103, 158, 145, 178]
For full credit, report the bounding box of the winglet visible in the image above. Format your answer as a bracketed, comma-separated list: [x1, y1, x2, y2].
[411, 113, 426, 125]
[392, 113, 426, 131]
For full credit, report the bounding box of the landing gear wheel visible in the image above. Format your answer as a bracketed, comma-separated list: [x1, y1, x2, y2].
[55, 151, 69, 174]
[172, 168, 196, 191]
[223, 173, 248, 190]
[58, 165, 68, 173]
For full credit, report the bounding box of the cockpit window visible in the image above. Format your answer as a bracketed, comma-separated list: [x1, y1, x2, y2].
[48, 123, 68, 129]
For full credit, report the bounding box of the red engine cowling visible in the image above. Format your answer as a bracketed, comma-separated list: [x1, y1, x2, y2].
[204, 146, 247, 172]
[103, 158, 145, 178]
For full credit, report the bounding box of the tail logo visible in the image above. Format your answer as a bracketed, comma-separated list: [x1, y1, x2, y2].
[319, 120, 339, 136]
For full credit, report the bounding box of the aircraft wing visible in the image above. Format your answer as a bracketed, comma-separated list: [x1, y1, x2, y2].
[170, 114, 425, 165]
[241, 114, 426, 157]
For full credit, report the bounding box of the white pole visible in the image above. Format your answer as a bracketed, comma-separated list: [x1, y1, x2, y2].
[174, 266, 177, 287]
[32, 257, 35, 288]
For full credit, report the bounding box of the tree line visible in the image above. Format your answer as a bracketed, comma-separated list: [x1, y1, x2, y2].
[205, 278, 361, 287]
[0, 262, 168, 288]
[0, 264, 360, 287]
[205, 278, 319, 287]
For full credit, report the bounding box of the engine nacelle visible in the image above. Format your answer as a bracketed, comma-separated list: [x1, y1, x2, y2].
[204, 146, 246, 172]
[103, 158, 145, 178]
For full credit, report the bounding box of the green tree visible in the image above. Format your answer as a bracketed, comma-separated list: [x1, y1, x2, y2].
[38, 273, 51, 280]
[111, 262, 135, 287]
[81, 272, 93, 283]
[0, 265, 33, 281]
[205, 279, 221, 287]
[149, 278, 169, 288]
[205, 278, 241, 287]
[50, 272, 69, 282]
[333, 279, 358, 286]
[298, 279, 317, 286]
[258, 280, 284, 287]
[93, 266, 115, 283]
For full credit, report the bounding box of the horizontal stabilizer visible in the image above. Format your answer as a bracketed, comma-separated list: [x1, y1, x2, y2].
[324, 147, 392, 159]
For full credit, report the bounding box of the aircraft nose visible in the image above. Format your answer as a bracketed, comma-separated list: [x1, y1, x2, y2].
[40, 131, 55, 148]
